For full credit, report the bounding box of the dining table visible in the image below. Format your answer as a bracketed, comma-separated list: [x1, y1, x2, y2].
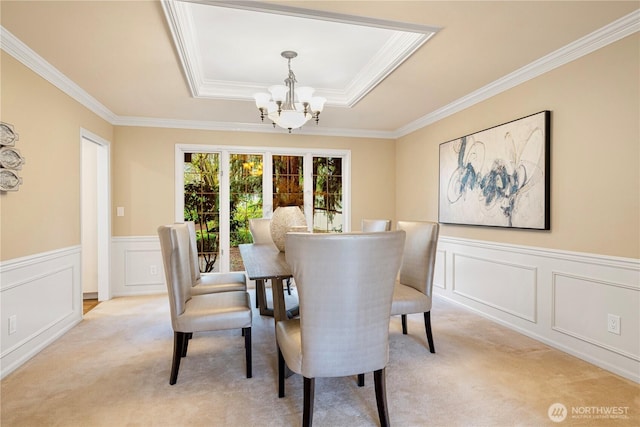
[239, 242, 299, 379]
[238, 243, 299, 322]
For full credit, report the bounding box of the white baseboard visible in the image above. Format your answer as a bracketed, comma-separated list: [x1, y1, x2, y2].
[433, 236, 640, 383]
[0, 246, 82, 379]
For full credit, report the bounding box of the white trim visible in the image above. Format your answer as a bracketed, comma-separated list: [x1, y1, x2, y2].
[162, 0, 438, 106]
[551, 271, 640, 362]
[219, 150, 230, 269]
[0, 247, 82, 379]
[110, 237, 166, 297]
[395, 9, 640, 137]
[3, 9, 637, 139]
[175, 144, 352, 269]
[80, 129, 112, 301]
[435, 236, 640, 383]
[0, 245, 80, 271]
[451, 252, 538, 323]
[440, 236, 640, 270]
[0, 27, 117, 124]
[191, 1, 441, 33]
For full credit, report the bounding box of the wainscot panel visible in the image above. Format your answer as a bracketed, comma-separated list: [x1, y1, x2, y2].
[452, 253, 537, 322]
[435, 236, 640, 383]
[0, 247, 82, 379]
[111, 237, 166, 297]
[433, 249, 446, 290]
[552, 272, 639, 361]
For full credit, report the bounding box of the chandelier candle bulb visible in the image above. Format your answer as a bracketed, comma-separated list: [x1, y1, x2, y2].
[253, 51, 326, 133]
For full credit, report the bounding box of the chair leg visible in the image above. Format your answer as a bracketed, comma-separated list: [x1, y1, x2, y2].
[303, 377, 315, 427]
[170, 331, 186, 385]
[286, 278, 292, 295]
[374, 368, 390, 427]
[244, 327, 252, 378]
[424, 311, 435, 353]
[278, 347, 286, 398]
[181, 332, 192, 357]
[357, 373, 365, 387]
[401, 314, 408, 335]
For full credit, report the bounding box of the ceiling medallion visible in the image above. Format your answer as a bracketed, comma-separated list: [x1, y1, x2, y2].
[253, 51, 326, 133]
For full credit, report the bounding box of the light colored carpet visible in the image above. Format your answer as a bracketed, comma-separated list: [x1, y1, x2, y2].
[1, 290, 638, 426]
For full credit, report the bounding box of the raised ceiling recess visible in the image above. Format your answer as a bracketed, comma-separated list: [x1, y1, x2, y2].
[162, 0, 440, 108]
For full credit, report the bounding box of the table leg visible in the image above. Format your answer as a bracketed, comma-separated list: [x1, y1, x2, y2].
[271, 277, 295, 378]
[256, 279, 274, 316]
[270, 277, 287, 323]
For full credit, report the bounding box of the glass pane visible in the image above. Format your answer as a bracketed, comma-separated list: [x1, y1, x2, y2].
[184, 153, 221, 272]
[313, 156, 343, 233]
[229, 154, 263, 271]
[273, 155, 304, 209]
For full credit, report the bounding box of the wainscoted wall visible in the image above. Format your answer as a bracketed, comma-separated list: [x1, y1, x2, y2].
[0, 247, 82, 379]
[3, 237, 637, 382]
[111, 237, 166, 297]
[433, 237, 640, 383]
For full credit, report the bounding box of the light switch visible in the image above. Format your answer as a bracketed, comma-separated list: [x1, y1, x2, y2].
[117, 207, 125, 217]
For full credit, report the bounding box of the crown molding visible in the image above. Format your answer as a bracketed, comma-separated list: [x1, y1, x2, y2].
[395, 9, 640, 138]
[0, 27, 118, 124]
[113, 116, 396, 139]
[162, 0, 438, 107]
[2, 9, 637, 140]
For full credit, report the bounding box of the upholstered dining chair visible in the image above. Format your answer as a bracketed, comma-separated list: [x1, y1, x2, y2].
[361, 218, 392, 232]
[185, 221, 247, 296]
[158, 224, 253, 385]
[390, 221, 440, 353]
[277, 231, 406, 427]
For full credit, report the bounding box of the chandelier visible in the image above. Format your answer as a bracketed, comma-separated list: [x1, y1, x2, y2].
[253, 51, 326, 133]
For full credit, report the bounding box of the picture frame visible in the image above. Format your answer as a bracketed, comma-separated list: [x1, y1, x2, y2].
[438, 110, 550, 230]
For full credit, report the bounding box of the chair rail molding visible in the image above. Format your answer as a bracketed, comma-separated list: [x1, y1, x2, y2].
[434, 236, 640, 383]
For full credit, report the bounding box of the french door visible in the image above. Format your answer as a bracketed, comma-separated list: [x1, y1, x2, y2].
[176, 145, 350, 273]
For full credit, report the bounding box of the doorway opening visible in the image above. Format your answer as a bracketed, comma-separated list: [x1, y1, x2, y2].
[81, 129, 111, 308]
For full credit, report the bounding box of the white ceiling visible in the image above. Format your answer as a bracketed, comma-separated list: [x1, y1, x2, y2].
[163, 1, 438, 107]
[1, 1, 638, 138]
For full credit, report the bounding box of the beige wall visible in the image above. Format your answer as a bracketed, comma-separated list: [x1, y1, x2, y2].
[0, 53, 113, 261]
[396, 34, 639, 259]
[3, 33, 638, 261]
[112, 126, 395, 236]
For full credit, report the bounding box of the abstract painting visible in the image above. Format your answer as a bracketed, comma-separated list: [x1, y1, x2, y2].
[439, 111, 550, 230]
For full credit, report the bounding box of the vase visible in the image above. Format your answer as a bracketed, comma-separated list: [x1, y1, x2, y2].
[270, 206, 307, 252]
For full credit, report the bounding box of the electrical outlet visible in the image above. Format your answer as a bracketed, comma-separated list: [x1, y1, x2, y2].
[150, 265, 158, 275]
[607, 314, 620, 335]
[8, 315, 17, 335]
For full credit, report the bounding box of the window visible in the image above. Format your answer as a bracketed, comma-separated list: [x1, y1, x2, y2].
[229, 154, 263, 271]
[273, 155, 303, 208]
[177, 145, 350, 272]
[313, 156, 343, 233]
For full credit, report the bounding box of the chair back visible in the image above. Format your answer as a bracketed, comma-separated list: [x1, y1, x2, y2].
[397, 221, 439, 297]
[361, 219, 391, 232]
[185, 221, 203, 285]
[158, 224, 193, 326]
[285, 231, 406, 378]
[249, 218, 274, 245]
